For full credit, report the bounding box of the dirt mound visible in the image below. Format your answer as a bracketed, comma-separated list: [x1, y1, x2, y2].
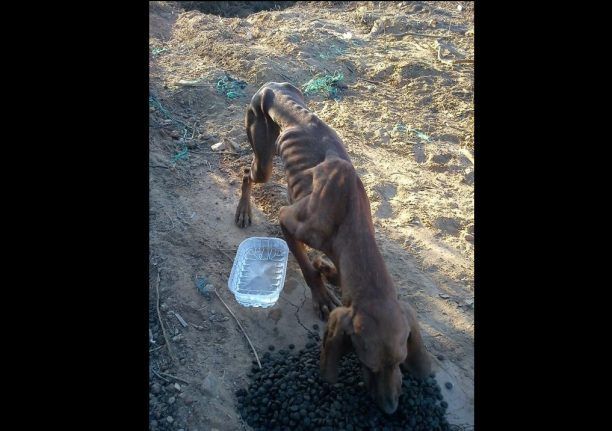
[178, 1, 296, 18]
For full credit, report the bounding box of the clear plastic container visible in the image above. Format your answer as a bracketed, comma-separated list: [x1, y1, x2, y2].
[228, 237, 289, 308]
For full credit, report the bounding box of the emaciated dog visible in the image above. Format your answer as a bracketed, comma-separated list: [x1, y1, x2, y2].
[235, 82, 431, 414]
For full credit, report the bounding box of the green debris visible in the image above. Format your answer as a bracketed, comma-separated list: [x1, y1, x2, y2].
[393, 123, 408, 133]
[172, 147, 189, 162]
[216, 74, 247, 99]
[151, 47, 169, 57]
[414, 130, 430, 142]
[302, 72, 345, 99]
[149, 94, 192, 163]
[318, 44, 345, 60]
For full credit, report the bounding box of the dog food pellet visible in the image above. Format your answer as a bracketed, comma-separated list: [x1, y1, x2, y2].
[437, 354, 445, 361]
[312, 324, 319, 330]
[288, 344, 295, 349]
[445, 382, 453, 390]
[237, 341, 451, 430]
[268, 345, 275, 351]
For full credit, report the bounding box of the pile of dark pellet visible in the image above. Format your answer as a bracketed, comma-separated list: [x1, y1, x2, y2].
[236, 332, 451, 431]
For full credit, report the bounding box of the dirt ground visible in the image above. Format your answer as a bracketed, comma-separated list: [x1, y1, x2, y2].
[148, 1, 474, 430]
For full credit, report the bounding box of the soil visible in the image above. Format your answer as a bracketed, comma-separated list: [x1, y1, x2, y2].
[149, 2, 474, 430]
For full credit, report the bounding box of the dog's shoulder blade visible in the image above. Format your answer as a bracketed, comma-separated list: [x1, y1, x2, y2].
[316, 154, 355, 184]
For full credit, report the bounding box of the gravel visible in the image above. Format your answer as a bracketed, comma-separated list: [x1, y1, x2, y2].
[237, 342, 451, 430]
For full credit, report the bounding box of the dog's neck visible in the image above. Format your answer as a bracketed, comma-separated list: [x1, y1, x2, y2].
[332, 182, 397, 304]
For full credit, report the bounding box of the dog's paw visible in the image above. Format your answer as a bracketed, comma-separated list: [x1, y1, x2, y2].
[313, 255, 339, 286]
[234, 199, 252, 228]
[312, 286, 341, 321]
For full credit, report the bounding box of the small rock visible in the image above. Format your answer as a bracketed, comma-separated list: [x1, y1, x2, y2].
[168, 396, 176, 404]
[166, 416, 174, 424]
[160, 303, 168, 311]
[434, 217, 461, 236]
[465, 234, 474, 243]
[151, 383, 161, 394]
[457, 4, 463, 11]
[211, 138, 239, 152]
[374, 129, 390, 145]
[413, 143, 427, 163]
[462, 169, 474, 185]
[464, 299, 474, 308]
[201, 372, 219, 397]
[211, 141, 226, 151]
[172, 335, 182, 342]
[170, 130, 180, 139]
[174, 383, 182, 391]
[437, 354, 445, 361]
[431, 154, 452, 165]
[438, 293, 450, 299]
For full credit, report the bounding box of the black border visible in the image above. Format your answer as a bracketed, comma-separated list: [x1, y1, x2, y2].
[34, 0, 575, 428]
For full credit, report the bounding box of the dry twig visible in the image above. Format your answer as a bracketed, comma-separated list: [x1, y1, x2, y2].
[155, 269, 177, 364]
[213, 289, 262, 369]
[156, 371, 190, 385]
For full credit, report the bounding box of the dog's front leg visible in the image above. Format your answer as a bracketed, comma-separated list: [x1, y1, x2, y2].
[234, 168, 253, 228]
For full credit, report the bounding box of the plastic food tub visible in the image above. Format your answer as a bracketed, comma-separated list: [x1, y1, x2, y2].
[228, 237, 289, 308]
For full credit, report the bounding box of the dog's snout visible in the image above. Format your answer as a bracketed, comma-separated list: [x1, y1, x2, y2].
[379, 395, 399, 415]
[365, 365, 403, 415]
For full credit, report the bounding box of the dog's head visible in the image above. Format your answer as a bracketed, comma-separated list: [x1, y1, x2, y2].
[320, 301, 430, 415]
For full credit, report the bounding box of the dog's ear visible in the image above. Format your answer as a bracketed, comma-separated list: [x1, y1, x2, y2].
[399, 301, 431, 379]
[320, 306, 353, 383]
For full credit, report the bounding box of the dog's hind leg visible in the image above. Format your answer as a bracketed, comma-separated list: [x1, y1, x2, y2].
[279, 201, 341, 321]
[313, 254, 340, 286]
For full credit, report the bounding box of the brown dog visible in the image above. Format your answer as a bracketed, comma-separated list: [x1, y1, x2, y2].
[235, 82, 430, 414]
